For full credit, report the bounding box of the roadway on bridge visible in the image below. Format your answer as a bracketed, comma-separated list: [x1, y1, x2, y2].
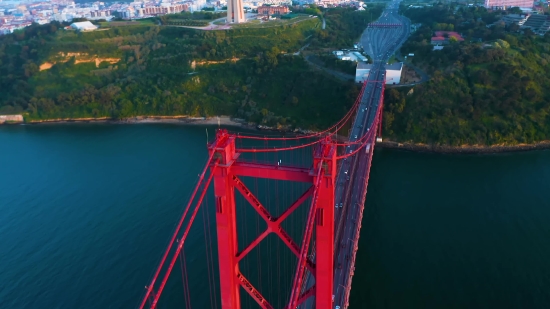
[331, 1, 411, 308]
[300, 2, 410, 308]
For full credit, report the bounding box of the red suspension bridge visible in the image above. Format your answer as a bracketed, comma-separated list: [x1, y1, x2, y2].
[139, 64, 387, 309]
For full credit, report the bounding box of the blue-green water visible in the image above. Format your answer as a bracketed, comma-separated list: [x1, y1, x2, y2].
[1, 124, 550, 308]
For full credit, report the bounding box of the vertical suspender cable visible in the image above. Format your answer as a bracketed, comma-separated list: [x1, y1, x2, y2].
[275, 173, 281, 309]
[201, 202, 215, 309]
[183, 250, 192, 309]
[204, 193, 218, 309]
[179, 249, 191, 309]
[254, 174, 262, 294]
[265, 177, 271, 302]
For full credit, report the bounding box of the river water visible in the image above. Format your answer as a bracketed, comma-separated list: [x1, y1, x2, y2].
[1, 124, 550, 308]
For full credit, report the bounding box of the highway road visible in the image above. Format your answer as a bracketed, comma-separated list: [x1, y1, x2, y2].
[331, 1, 410, 308]
[299, 1, 410, 308]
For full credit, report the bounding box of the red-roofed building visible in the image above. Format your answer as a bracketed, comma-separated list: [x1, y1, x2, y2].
[257, 5, 289, 17]
[431, 31, 464, 45]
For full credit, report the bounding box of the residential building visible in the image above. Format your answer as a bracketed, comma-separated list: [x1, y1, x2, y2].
[142, 4, 187, 15]
[484, 0, 534, 9]
[90, 10, 113, 18]
[257, 5, 289, 16]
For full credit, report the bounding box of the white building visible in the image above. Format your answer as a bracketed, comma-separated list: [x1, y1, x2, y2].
[70, 21, 98, 31]
[333, 51, 368, 62]
[385, 62, 403, 84]
[355, 62, 403, 84]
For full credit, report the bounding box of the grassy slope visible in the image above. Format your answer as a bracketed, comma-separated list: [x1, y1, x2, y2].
[1, 7, 383, 129]
[1, 20, 358, 129]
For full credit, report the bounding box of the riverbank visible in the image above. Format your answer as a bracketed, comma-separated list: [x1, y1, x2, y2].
[18, 115, 324, 136]
[0, 115, 24, 124]
[378, 140, 550, 154]
[23, 115, 249, 128]
[8, 116, 550, 154]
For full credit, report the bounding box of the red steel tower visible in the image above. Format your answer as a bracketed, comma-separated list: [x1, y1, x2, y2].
[209, 130, 337, 309]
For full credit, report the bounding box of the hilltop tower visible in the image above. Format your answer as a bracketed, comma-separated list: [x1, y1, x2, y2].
[227, 0, 245, 23]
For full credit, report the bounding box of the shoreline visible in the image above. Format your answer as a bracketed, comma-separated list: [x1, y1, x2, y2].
[378, 140, 550, 154]
[5, 116, 550, 154]
[13, 115, 319, 136]
[21, 115, 253, 129]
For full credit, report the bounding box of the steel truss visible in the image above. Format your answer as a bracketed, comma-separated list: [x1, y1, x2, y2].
[209, 131, 337, 309]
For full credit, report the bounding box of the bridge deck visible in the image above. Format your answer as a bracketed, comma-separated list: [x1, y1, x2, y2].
[301, 2, 411, 308]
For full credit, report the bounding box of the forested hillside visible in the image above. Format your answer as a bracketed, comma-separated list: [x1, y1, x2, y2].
[384, 5, 550, 146]
[0, 7, 380, 129]
[311, 6, 384, 47]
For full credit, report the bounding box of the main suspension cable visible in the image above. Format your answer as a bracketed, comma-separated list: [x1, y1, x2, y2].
[236, 137, 324, 153]
[234, 81, 368, 141]
[139, 151, 217, 309]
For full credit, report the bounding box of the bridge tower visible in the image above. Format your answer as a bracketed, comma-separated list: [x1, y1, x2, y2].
[209, 130, 337, 309]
